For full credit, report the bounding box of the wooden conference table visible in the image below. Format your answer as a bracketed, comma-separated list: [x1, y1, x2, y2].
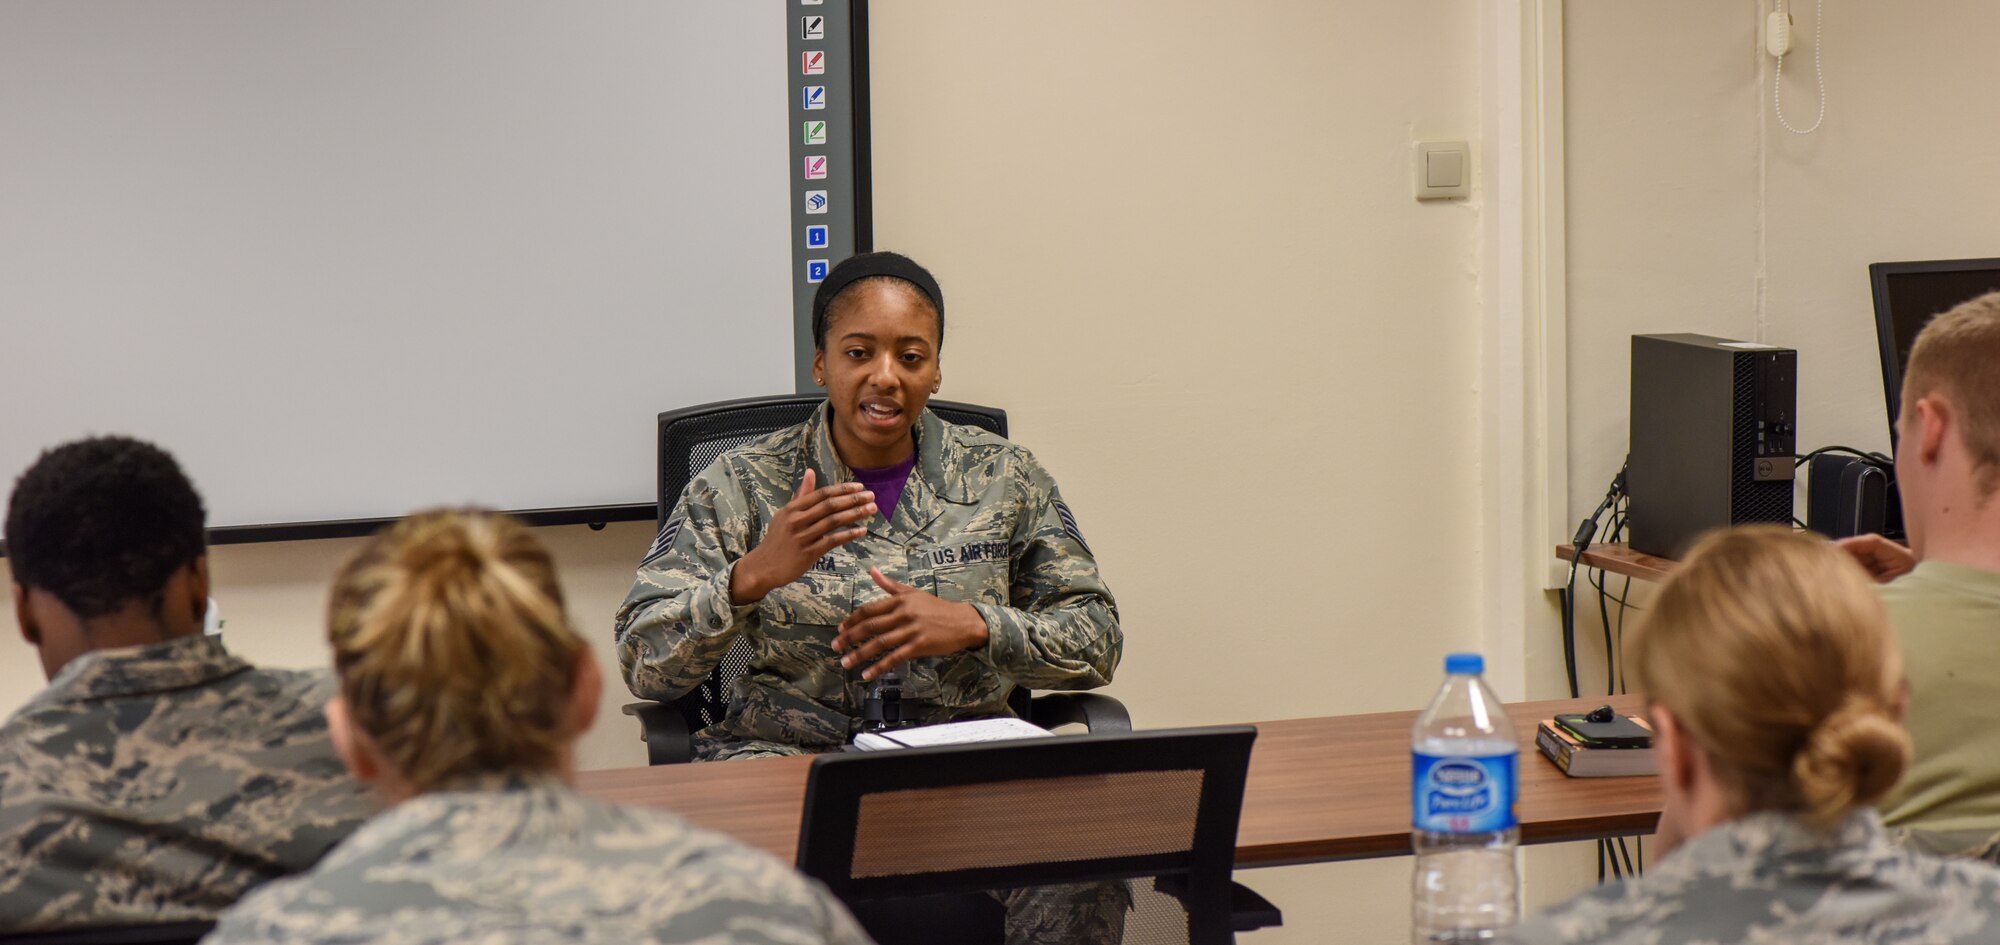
[577, 694, 1659, 869]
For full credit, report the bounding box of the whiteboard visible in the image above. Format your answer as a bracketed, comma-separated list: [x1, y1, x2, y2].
[0, 1, 795, 529]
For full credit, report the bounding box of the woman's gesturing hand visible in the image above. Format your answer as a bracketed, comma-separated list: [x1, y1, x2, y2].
[834, 568, 990, 681]
[729, 469, 877, 605]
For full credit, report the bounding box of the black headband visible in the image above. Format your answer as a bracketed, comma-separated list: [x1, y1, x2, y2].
[811, 251, 945, 329]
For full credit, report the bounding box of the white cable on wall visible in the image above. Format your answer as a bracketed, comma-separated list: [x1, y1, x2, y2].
[1773, 0, 1827, 135]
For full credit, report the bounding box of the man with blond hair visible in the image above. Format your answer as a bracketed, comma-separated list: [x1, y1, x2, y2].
[1841, 290, 2000, 857]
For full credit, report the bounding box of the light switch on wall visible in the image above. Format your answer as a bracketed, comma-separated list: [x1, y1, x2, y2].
[1414, 140, 1470, 200]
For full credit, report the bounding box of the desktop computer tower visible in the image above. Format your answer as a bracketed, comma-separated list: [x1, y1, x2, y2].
[1628, 334, 1797, 558]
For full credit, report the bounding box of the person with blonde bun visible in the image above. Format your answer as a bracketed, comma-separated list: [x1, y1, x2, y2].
[1505, 526, 2000, 945]
[206, 510, 871, 945]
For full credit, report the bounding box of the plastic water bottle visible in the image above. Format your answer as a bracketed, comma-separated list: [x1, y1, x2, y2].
[1411, 653, 1519, 944]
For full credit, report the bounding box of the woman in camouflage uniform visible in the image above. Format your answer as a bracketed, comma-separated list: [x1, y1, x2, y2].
[615, 251, 1122, 760]
[615, 251, 1128, 944]
[1506, 527, 2000, 945]
[206, 510, 871, 945]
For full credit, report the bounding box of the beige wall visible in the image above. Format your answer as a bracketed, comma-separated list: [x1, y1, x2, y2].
[866, 4, 1485, 940]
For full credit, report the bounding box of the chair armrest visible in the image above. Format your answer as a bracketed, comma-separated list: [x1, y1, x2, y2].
[621, 701, 694, 766]
[1229, 880, 1283, 932]
[1027, 692, 1131, 733]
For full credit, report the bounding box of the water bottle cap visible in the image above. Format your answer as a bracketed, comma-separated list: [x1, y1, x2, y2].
[1444, 653, 1484, 675]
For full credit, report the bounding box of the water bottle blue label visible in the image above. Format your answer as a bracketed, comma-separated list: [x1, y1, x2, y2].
[1412, 751, 1518, 832]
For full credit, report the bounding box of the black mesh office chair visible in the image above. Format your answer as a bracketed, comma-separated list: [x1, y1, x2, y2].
[0, 921, 215, 945]
[621, 394, 1130, 765]
[795, 727, 1281, 945]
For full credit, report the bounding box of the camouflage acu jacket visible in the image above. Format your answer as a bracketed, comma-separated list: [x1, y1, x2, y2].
[206, 775, 873, 945]
[616, 405, 1121, 760]
[0, 634, 370, 930]
[1505, 810, 2000, 945]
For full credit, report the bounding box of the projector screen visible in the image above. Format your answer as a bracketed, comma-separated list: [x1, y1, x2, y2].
[0, 2, 823, 534]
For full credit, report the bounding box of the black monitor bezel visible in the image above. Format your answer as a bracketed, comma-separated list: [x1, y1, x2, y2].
[1867, 257, 2000, 445]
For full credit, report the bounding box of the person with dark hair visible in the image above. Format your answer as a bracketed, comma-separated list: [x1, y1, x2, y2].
[0, 436, 368, 931]
[616, 251, 1126, 942]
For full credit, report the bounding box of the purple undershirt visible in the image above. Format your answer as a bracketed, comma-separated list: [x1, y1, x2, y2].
[850, 453, 917, 525]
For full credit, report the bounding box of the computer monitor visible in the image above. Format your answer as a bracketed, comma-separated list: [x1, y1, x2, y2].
[1868, 258, 2000, 442]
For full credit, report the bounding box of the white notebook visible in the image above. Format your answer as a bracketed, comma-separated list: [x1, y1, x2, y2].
[851, 717, 1053, 751]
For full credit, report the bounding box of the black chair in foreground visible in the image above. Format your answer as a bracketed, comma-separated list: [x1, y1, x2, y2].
[795, 726, 1281, 945]
[0, 921, 214, 945]
[621, 394, 1130, 765]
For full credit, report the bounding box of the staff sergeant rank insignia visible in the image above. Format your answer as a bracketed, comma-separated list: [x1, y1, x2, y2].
[1054, 499, 1090, 554]
[642, 517, 683, 566]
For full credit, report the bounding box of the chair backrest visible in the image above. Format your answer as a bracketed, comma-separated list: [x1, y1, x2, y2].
[653, 394, 1009, 737]
[796, 726, 1258, 945]
[657, 394, 1007, 530]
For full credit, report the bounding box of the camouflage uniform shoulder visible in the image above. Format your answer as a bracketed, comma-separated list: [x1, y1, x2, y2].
[933, 416, 1052, 483]
[208, 779, 865, 945]
[225, 663, 340, 705]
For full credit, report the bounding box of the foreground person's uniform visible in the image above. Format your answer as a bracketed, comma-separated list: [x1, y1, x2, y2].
[206, 775, 872, 945]
[617, 405, 1122, 760]
[0, 634, 369, 930]
[1504, 810, 2000, 945]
